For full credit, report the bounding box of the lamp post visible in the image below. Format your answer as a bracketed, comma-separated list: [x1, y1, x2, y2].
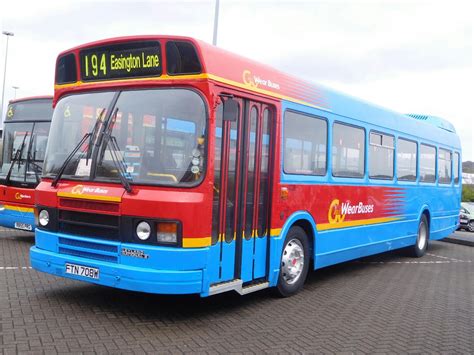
[212, 0, 219, 45]
[12, 86, 19, 99]
[2, 31, 14, 120]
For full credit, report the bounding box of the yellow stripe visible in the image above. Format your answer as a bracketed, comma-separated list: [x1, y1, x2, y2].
[270, 228, 282, 236]
[182, 236, 211, 248]
[4, 205, 34, 213]
[206, 74, 329, 111]
[54, 73, 329, 112]
[54, 73, 208, 90]
[57, 192, 122, 202]
[317, 217, 401, 231]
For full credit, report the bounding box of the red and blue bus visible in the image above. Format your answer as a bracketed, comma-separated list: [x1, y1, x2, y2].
[0, 96, 53, 232]
[30, 36, 461, 297]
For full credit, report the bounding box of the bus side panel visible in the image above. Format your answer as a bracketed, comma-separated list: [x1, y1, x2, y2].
[272, 100, 461, 272]
[314, 222, 417, 269]
[253, 236, 267, 279]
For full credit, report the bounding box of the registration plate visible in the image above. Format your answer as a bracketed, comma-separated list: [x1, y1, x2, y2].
[14, 222, 32, 231]
[65, 263, 99, 280]
[460, 219, 468, 223]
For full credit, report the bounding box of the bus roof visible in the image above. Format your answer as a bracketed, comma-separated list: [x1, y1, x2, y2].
[54, 35, 461, 150]
[9, 96, 53, 104]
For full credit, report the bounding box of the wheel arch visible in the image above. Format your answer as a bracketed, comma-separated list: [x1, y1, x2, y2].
[418, 204, 431, 232]
[268, 211, 317, 287]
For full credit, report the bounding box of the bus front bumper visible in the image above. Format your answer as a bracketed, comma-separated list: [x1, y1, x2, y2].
[30, 229, 207, 295]
[0, 205, 35, 231]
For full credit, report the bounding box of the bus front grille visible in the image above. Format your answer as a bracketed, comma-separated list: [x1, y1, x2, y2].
[58, 237, 118, 263]
[58, 210, 120, 240]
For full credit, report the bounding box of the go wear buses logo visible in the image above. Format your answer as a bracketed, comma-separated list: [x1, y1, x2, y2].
[328, 199, 374, 224]
[71, 185, 109, 195]
[242, 70, 280, 90]
[15, 192, 32, 200]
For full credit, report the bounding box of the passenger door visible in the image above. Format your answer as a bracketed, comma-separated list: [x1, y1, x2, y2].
[211, 96, 274, 283]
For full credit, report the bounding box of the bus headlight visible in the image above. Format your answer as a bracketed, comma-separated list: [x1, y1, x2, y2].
[0, 204, 4, 211]
[38, 210, 50, 227]
[136, 221, 151, 241]
[157, 222, 178, 244]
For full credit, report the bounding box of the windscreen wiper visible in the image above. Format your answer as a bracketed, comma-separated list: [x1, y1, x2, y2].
[51, 132, 91, 188]
[5, 132, 29, 184]
[86, 108, 106, 163]
[51, 108, 106, 187]
[105, 135, 132, 193]
[98, 108, 132, 193]
[25, 132, 41, 184]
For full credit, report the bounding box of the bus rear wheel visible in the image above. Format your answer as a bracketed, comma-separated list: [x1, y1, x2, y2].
[274, 226, 310, 297]
[411, 215, 429, 257]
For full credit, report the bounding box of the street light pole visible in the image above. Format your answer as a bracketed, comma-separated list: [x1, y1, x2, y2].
[12, 86, 19, 99]
[2, 31, 14, 120]
[212, 0, 220, 46]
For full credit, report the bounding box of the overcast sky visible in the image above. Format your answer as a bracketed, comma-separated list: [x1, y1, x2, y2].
[1, 0, 472, 160]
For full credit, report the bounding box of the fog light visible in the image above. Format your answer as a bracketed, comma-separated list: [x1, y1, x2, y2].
[136, 221, 151, 240]
[38, 209, 49, 227]
[157, 222, 178, 244]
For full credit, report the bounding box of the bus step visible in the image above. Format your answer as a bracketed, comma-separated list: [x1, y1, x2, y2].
[209, 279, 243, 295]
[209, 279, 269, 296]
[240, 281, 269, 295]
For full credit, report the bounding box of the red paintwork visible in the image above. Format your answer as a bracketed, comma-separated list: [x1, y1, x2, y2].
[37, 177, 212, 240]
[0, 185, 36, 208]
[272, 185, 404, 230]
[52, 35, 328, 111]
[42, 35, 403, 243]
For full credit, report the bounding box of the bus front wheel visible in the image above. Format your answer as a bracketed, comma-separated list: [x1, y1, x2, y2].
[411, 215, 429, 258]
[274, 226, 310, 297]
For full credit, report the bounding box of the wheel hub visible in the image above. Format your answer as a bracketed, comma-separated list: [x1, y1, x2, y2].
[281, 239, 304, 285]
[418, 222, 427, 250]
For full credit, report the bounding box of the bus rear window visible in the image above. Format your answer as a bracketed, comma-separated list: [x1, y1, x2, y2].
[166, 41, 202, 75]
[454, 152, 460, 184]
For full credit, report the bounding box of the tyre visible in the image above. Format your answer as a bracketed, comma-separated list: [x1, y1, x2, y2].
[468, 221, 474, 233]
[411, 215, 429, 257]
[274, 226, 310, 297]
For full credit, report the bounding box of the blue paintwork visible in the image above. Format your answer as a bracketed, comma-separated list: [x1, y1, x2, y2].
[268, 212, 317, 287]
[0, 208, 35, 232]
[274, 97, 461, 281]
[30, 68, 462, 296]
[31, 229, 208, 294]
[241, 238, 254, 282]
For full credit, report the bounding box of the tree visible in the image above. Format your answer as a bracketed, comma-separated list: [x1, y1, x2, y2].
[462, 185, 474, 202]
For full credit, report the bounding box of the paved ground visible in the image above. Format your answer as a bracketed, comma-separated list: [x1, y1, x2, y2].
[444, 229, 474, 247]
[0, 228, 473, 354]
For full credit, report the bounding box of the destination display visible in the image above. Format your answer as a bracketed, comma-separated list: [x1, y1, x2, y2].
[79, 41, 161, 81]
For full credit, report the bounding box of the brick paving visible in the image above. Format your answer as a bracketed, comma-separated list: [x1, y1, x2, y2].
[1, 227, 473, 354]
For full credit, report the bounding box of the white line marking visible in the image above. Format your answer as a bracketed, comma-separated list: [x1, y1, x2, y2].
[426, 253, 467, 262]
[0, 266, 33, 270]
[358, 253, 472, 265]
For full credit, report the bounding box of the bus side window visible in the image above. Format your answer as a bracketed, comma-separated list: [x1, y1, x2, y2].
[283, 110, 327, 176]
[369, 132, 394, 179]
[419, 144, 436, 183]
[438, 148, 452, 184]
[332, 123, 365, 178]
[397, 138, 417, 181]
